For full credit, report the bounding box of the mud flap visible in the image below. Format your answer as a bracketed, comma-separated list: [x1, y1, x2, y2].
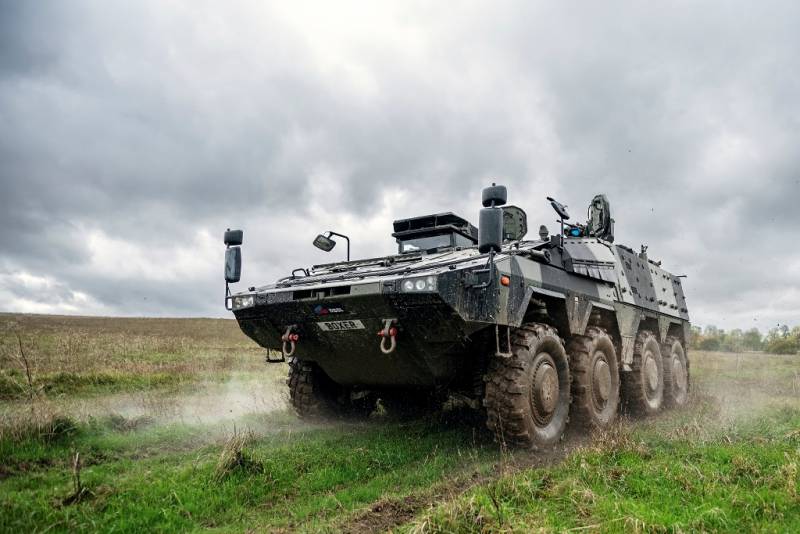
[565, 291, 593, 335]
[509, 286, 535, 327]
[613, 302, 642, 370]
[658, 316, 671, 343]
[495, 324, 513, 358]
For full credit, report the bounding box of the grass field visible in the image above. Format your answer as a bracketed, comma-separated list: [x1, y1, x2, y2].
[1, 313, 798, 532]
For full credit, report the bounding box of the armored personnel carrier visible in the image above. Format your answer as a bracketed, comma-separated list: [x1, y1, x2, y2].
[223, 185, 690, 448]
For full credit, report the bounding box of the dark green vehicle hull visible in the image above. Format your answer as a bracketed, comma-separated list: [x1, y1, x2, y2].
[233, 244, 690, 389]
[226, 192, 692, 449]
[234, 272, 496, 387]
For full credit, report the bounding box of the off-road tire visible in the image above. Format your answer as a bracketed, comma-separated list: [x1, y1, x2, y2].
[484, 323, 571, 449]
[287, 359, 374, 419]
[662, 336, 690, 408]
[621, 330, 664, 415]
[567, 327, 620, 429]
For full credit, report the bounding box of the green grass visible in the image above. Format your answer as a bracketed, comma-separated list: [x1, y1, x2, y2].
[2, 314, 800, 532]
[0, 414, 498, 533]
[409, 406, 800, 533]
[6, 403, 798, 534]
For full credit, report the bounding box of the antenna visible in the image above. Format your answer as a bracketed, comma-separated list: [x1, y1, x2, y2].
[546, 197, 570, 239]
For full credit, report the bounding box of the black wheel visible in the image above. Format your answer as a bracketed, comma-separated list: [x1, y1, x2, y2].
[662, 336, 689, 408]
[567, 327, 620, 429]
[484, 323, 571, 449]
[621, 330, 664, 415]
[287, 359, 375, 419]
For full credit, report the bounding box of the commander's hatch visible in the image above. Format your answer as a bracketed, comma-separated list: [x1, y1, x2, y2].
[561, 239, 617, 282]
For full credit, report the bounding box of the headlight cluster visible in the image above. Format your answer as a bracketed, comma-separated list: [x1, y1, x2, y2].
[400, 275, 437, 293]
[232, 295, 255, 310]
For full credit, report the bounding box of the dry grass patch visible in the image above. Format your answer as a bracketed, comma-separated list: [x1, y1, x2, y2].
[0, 314, 265, 402]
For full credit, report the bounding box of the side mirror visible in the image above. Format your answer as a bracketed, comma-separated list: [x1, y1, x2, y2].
[502, 206, 528, 241]
[478, 184, 506, 253]
[479, 208, 503, 253]
[313, 234, 336, 252]
[225, 247, 241, 283]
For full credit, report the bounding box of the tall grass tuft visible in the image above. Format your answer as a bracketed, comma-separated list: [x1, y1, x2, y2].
[60, 452, 93, 506]
[213, 428, 263, 482]
[0, 407, 79, 444]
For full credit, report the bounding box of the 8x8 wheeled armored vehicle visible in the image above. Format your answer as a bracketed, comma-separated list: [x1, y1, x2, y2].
[223, 185, 690, 448]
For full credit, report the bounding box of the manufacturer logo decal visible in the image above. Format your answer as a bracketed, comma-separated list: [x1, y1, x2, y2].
[313, 304, 345, 316]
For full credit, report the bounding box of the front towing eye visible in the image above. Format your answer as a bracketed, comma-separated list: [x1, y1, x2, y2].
[281, 325, 299, 358]
[377, 318, 398, 354]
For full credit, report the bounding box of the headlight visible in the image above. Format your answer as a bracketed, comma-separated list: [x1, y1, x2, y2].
[400, 275, 437, 292]
[232, 295, 255, 310]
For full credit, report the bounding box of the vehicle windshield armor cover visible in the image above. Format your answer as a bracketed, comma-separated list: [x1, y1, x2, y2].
[224, 184, 691, 449]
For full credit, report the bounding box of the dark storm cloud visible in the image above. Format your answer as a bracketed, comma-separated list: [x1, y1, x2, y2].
[0, 1, 65, 76]
[1, 0, 798, 329]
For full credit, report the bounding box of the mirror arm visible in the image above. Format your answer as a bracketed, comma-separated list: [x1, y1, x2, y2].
[224, 241, 230, 310]
[224, 281, 232, 310]
[327, 231, 350, 261]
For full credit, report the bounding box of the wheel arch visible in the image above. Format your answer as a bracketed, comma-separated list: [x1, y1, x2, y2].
[517, 289, 623, 343]
[666, 321, 688, 346]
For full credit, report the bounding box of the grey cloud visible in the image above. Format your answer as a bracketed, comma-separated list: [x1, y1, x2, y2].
[1, 1, 799, 328]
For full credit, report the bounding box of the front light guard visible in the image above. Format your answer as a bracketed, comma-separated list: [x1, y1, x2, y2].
[231, 294, 255, 310]
[400, 275, 437, 293]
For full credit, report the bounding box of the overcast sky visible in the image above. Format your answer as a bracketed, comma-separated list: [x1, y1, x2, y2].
[1, 1, 799, 331]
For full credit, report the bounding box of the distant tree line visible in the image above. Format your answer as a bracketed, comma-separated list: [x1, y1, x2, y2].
[689, 324, 800, 354]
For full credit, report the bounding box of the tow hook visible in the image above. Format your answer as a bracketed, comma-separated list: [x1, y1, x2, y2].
[281, 326, 299, 358]
[377, 319, 398, 354]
